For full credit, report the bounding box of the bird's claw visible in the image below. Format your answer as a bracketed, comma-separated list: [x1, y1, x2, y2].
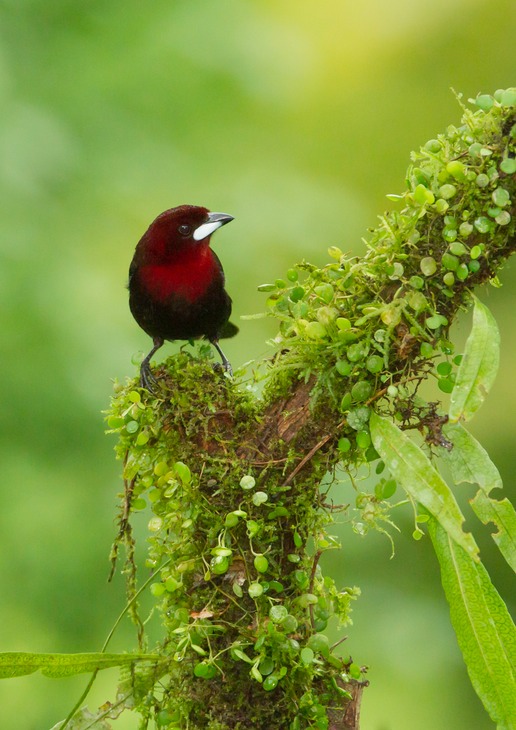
[140, 362, 159, 393]
[213, 363, 233, 377]
[210, 340, 233, 377]
[138, 337, 164, 394]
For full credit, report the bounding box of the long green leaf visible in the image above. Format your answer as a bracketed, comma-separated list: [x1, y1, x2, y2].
[0, 652, 161, 679]
[449, 296, 500, 423]
[442, 422, 503, 492]
[428, 517, 516, 729]
[370, 412, 478, 558]
[470, 491, 516, 573]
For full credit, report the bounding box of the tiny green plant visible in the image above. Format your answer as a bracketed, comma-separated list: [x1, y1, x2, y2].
[1, 89, 515, 730]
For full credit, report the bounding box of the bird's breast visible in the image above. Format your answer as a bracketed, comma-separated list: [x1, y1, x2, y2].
[138, 249, 220, 303]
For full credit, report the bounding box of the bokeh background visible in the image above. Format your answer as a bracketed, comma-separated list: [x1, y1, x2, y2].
[1, 1, 515, 727]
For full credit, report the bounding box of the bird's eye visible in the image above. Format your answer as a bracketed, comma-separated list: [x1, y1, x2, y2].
[178, 224, 191, 236]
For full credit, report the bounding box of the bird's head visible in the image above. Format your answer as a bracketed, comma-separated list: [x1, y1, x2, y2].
[141, 205, 234, 261]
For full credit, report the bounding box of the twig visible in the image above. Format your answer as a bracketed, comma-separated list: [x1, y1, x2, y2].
[283, 434, 333, 486]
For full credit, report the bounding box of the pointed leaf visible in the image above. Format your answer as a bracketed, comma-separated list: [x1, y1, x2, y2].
[0, 652, 161, 679]
[471, 491, 516, 573]
[232, 648, 254, 664]
[428, 517, 516, 728]
[449, 297, 500, 423]
[370, 412, 478, 558]
[441, 422, 503, 492]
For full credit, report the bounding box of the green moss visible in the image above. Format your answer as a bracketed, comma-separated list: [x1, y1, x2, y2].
[107, 347, 359, 728]
[105, 91, 516, 729]
[260, 92, 515, 457]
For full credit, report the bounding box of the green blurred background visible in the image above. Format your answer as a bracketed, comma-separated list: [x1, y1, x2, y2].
[1, 1, 515, 727]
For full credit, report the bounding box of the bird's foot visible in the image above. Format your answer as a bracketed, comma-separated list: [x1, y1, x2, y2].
[222, 360, 233, 376]
[213, 361, 233, 377]
[139, 337, 164, 394]
[140, 360, 159, 393]
[211, 340, 233, 377]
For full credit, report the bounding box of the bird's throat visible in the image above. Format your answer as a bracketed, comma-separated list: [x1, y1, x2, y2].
[139, 246, 218, 303]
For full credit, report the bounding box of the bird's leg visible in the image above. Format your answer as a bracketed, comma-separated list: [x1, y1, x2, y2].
[140, 337, 164, 391]
[210, 339, 233, 376]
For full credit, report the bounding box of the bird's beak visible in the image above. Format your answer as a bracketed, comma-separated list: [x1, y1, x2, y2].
[193, 212, 234, 242]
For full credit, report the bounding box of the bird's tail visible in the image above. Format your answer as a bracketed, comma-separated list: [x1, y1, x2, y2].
[219, 321, 239, 339]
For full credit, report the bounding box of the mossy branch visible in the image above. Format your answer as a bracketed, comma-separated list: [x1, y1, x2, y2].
[106, 92, 516, 730]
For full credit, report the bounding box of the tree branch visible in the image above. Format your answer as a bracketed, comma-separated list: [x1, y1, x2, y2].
[106, 92, 516, 730]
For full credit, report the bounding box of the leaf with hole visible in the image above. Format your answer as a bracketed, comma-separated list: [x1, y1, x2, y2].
[441, 423, 502, 492]
[470, 491, 516, 573]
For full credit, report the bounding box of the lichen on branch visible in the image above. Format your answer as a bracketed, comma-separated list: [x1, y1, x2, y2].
[106, 90, 516, 730]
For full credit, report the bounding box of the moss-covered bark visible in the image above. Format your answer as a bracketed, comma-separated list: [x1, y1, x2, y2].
[107, 91, 516, 730]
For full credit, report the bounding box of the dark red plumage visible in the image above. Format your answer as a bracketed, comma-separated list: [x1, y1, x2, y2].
[128, 204, 236, 390]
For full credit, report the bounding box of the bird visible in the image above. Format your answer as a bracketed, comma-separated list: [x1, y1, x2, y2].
[128, 204, 237, 391]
